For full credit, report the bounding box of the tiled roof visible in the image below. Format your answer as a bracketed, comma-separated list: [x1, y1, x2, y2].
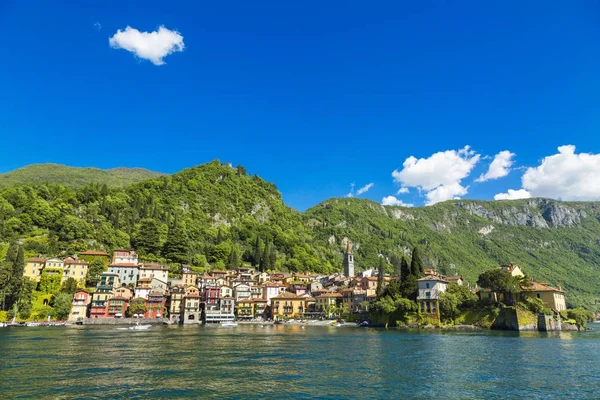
[79, 251, 110, 256]
[522, 281, 564, 293]
[271, 292, 300, 300]
[64, 259, 89, 265]
[316, 293, 343, 298]
[110, 263, 139, 267]
[27, 257, 47, 262]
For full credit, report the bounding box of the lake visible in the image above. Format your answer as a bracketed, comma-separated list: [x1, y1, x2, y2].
[1, 323, 599, 399]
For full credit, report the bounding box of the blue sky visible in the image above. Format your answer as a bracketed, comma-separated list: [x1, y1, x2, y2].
[1, 1, 600, 210]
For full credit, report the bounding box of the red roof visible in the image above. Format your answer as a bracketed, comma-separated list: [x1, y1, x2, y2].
[64, 259, 89, 265]
[110, 263, 138, 267]
[79, 251, 110, 256]
[27, 257, 46, 263]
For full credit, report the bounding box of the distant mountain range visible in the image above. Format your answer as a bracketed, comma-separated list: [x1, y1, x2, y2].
[0, 164, 165, 188]
[0, 160, 599, 307]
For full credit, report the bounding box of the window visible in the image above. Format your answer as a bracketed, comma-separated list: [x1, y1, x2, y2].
[425, 283, 430, 289]
[536, 293, 540, 299]
[426, 292, 431, 298]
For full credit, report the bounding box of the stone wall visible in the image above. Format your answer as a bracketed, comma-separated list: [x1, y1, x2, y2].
[538, 314, 561, 331]
[82, 318, 168, 325]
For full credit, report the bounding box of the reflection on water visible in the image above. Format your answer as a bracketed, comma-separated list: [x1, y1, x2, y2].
[1, 325, 599, 399]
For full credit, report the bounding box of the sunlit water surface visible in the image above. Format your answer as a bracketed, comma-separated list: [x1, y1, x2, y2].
[1, 323, 600, 399]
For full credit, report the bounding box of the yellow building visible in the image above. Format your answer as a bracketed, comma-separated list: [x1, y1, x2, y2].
[521, 281, 567, 312]
[182, 272, 198, 287]
[237, 299, 255, 319]
[271, 292, 306, 319]
[62, 257, 89, 284]
[315, 292, 343, 315]
[24, 257, 47, 282]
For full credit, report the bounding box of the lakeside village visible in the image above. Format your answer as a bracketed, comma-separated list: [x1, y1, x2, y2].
[1, 241, 595, 331]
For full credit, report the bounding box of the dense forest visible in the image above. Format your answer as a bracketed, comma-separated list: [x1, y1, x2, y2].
[1, 160, 600, 308]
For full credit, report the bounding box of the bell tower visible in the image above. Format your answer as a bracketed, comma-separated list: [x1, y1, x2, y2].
[343, 240, 355, 277]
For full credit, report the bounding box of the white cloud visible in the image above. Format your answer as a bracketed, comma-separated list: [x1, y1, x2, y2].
[425, 183, 467, 205]
[397, 187, 409, 194]
[381, 196, 414, 207]
[356, 183, 374, 195]
[392, 145, 480, 205]
[476, 150, 515, 182]
[346, 183, 355, 198]
[520, 145, 600, 201]
[109, 25, 184, 65]
[494, 189, 532, 200]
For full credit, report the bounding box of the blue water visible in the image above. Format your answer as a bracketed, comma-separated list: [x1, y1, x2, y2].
[1, 323, 599, 399]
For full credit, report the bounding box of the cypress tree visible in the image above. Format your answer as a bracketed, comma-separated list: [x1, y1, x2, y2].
[400, 256, 410, 281]
[252, 236, 261, 268]
[228, 246, 240, 269]
[163, 222, 190, 264]
[390, 254, 402, 277]
[410, 247, 425, 278]
[376, 256, 385, 297]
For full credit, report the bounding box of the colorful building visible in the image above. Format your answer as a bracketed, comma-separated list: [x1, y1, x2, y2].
[236, 299, 254, 319]
[107, 296, 129, 318]
[521, 281, 567, 312]
[62, 257, 88, 284]
[271, 292, 307, 319]
[68, 289, 91, 321]
[24, 257, 46, 282]
[145, 292, 167, 318]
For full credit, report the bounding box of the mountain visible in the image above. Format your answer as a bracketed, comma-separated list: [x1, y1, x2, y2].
[0, 164, 164, 188]
[305, 197, 600, 307]
[0, 160, 599, 307]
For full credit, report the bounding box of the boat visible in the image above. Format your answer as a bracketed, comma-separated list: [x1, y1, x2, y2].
[332, 323, 342, 327]
[25, 322, 41, 327]
[128, 324, 152, 330]
[359, 321, 370, 327]
[220, 321, 238, 327]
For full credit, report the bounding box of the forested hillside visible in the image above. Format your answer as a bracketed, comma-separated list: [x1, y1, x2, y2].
[1, 160, 599, 307]
[0, 164, 163, 188]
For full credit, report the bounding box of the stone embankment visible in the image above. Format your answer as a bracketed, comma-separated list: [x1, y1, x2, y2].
[81, 318, 168, 325]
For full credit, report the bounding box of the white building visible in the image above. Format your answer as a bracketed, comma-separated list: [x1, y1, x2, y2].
[139, 264, 168, 283]
[262, 282, 286, 305]
[234, 283, 252, 302]
[417, 275, 448, 314]
[109, 264, 140, 287]
[112, 249, 139, 266]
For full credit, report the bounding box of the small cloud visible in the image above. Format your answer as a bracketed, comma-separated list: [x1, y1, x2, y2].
[381, 196, 414, 207]
[94, 22, 102, 31]
[396, 187, 409, 194]
[356, 183, 374, 196]
[346, 182, 355, 198]
[494, 189, 532, 200]
[109, 25, 184, 65]
[476, 150, 515, 182]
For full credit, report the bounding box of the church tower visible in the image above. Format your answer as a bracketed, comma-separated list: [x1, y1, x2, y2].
[343, 240, 355, 277]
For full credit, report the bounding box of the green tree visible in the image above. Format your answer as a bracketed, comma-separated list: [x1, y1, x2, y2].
[86, 258, 106, 287]
[228, 245, 240, 269]
[39, 272, 62, 294]
[477, 269, 521, 306]
[163, 222, 190, 264]
[410, 247, 425, 279]
[50, 292, 73, 320]
[253, 236, 262, 268]
[567, 308, 594, 331]
[399, 274, 418, 301]
[0, 243, 25, 311]
[439, 292, 460, 323]
[128, 298, 147, 317]
[390, 254, 402, 277]
[133, 218, 162, 256]
[61, 278, 79, 295]
[400, 257, 410, 282]
[376, 256, 386, 297]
